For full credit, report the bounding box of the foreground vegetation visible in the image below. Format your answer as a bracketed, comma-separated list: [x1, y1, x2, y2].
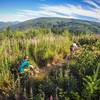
[0, 28, 100, 100]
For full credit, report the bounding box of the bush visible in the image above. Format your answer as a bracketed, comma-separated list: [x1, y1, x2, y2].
[75, 50, 97, 76]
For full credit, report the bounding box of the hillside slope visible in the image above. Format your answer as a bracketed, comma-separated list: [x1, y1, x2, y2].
[1, 17, 100, 34]
[0, 22, 19, 30]
[13, 17, 100, 34]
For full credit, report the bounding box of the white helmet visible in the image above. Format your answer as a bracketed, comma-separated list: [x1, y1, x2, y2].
[72, 43, 78, 48]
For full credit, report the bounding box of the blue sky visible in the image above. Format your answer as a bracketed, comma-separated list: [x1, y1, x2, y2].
[0, 0, 100, 22]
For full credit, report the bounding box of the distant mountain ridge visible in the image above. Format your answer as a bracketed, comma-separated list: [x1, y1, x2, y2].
[0, 17, 100, 34]
[0, 21, 19, 30]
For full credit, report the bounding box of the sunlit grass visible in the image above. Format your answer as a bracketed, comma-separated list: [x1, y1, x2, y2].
[0, 34, 72, 92]
[0, 33, 100, 98]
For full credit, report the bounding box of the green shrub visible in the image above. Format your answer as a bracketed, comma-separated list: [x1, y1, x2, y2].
[83, 65, 100, 99]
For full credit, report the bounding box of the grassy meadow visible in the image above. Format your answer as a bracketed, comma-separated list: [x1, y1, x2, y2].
[0, 28, 100, 100]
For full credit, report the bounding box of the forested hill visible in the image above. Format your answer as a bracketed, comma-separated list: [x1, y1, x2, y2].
[1, 17, 100, 34]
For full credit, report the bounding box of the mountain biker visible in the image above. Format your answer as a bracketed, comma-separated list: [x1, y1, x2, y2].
[18, 56, 33, 76]
[70, 43, 78, 56]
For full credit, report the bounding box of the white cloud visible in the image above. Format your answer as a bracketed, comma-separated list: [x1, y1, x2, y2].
[0, 2, 100, 22]
[84, 0, 100, 8]
[40, 4, 100, 21]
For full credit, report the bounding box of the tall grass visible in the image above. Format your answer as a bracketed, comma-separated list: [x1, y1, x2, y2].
[0, 34, 72, 94]
[0, 32, 100, 99]
[29, 34, 72, 67]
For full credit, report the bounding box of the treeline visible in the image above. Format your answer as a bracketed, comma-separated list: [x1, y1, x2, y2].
[0, 27, 71, 39]
[3, 17, 100, 34]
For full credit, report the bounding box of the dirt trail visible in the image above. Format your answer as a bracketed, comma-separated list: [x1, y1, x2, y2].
[32, 55, 71, 80]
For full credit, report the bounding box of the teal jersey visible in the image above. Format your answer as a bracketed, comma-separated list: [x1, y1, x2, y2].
[19, 60, 30, 72]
